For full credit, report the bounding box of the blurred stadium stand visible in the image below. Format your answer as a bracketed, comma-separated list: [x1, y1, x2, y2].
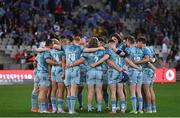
[0, 0, 179, 70]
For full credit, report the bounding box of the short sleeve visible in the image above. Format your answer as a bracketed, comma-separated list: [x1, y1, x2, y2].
[44, 51, 51, 60]
[81, 53, 87, 59]
[143, 47, 151, 57]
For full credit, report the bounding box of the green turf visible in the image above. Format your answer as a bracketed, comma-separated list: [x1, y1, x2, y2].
[0, 82, 180, 117]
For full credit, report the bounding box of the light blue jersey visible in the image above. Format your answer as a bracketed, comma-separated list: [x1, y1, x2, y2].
[63, 44, 84, 86]
[36, 51, 51, 87]
[125, 46, 143, 84]
[82, 50, 108, 71]
[34, 68, 39, 84]
[117, 43, 127, 72]
[106, 49, 122, 84]
[79, 63, 87, 85]
[50, 48, 65, 83]
[82, 50, 109, 85]
[36, 51, 51, 73]
[101, 49, 109, 84]
[142, 46, 155, 85]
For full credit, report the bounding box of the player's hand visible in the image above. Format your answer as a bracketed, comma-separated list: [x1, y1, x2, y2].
[150, 58, 156, 63]
[48, 75, 51, 80]
[45, 47, 51, 52]
[66, 64, 72, 68]
[90, 63, 97, 67]
[118, 67, 123, 72]
[57, 61, 61, 65]
[137, 66, 142, 71]
[120, 51, 125, 56]
[133, 61, 138, 64]
[62, 72, 65, 80]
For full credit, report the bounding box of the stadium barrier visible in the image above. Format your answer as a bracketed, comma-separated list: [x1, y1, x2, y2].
[0, 68, 176, 85]
[155, 68, 176, 83]
[0, 70, 34, 85]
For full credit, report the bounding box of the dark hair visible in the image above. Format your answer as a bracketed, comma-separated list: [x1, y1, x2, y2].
[66, 35, 74, 42]
[110, 33, 122, 44]
[137, 37, 146, 44]
[88, 37, 99, 48]
[45, 40, 53, 46]
[126, 35, 136, 44]
[98, 37, 105, 42]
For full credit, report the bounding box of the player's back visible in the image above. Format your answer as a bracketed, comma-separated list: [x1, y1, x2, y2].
[82, 50, 106, 71]
[36, 51, 51, 73]
[125, 46, 143, 70]
[50, 48, 65, 72]
[107, 49, 122, 68]
[117, 42, 127, 70]
[63, 44, 83, 70]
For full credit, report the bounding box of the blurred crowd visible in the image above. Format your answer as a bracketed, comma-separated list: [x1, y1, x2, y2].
[0, 0, 180, 69]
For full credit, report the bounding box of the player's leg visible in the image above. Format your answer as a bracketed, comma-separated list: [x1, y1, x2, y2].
[39, 86, 48, 113]
[137, 72, 143, 113]
[31, 83, 39, 112]
[107, 71, 118, 114]
[31, 70, 39, 112]
[46, 85, 52, 112]
[69, 69, 80, 114]
[87, 84, 94, 112]
[129, 70, 138, 114]
[66, 86, 71, 112]
[69, 84, 78, 114]
[38, 76, 50, 113]
[51, 80, 57, 113]
[150, 70, 157, 113]
[142, 69, 154, 113]
[95, 71, 103, 112]
[86, 71, 95, 112]
[109, 83, 117, 114]
[102, 73, 109, 110]
[77, 85, 84, 110]
[57, 82, 65, 113]
[95, 84, 103, 112]
[64, 69, 71, 112]
[117, 83, 126, 113]
[143, 84, 152, 113]
[78, 70, 86, 110]
[150, 83, 157, 113]
[103, 84, 109, 110]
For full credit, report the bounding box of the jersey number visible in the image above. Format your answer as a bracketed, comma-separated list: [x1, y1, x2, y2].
[68, 53, 76, 62]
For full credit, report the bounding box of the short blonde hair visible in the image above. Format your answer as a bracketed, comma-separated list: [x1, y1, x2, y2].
[52, 38, 59, 45]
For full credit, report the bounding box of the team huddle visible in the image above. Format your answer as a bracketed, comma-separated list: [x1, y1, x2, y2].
[31, 33, 157, 114]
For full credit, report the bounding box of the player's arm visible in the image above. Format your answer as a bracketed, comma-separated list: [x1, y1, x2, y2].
[53, 44, 61, 50]
[35, 47, 51, 52]
[148, 62, 156, 71]
[125, 57, 142, 71]
[134, 55, 150, 65]
[46, 58, 61, 65]
[83, 47, 105, 52]
[61, 56, 66, 79]
[48, 64, 51, 80]
[90, 54, 109, 67]
[110, 46, 125, 57]
[107, 59, 123, 72]
[67, 57, 86, 68]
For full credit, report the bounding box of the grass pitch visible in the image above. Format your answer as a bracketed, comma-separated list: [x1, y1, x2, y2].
[0, 82, 180, 117]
